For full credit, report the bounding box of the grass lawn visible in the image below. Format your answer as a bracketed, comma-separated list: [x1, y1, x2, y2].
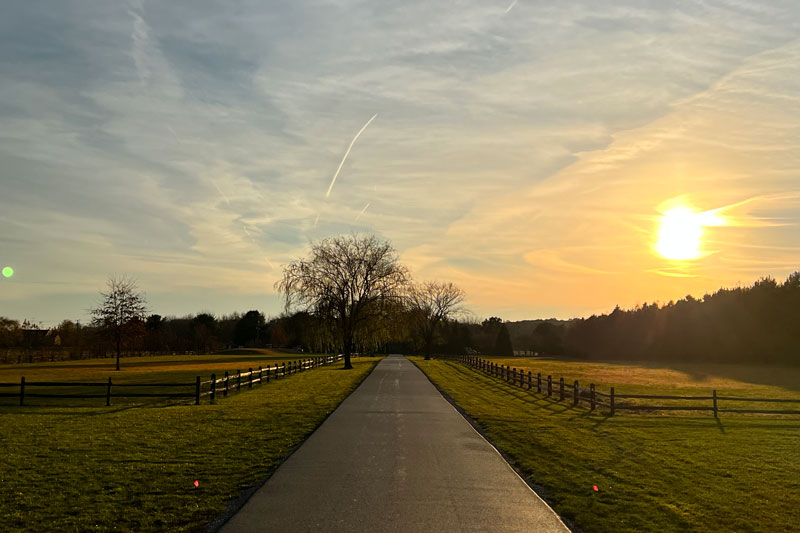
[0, 350, 337, 407]
[0, 357, 380, 532]
[413, 358, 800, 533]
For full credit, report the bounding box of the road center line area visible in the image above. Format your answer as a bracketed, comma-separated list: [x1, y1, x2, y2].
[221, 355, 569, 532]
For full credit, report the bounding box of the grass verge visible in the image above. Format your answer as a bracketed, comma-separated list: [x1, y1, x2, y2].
[413, 357, 800, 533]
[0, 358, 380, 532]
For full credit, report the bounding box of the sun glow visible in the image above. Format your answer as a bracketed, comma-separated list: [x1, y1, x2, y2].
[655, 205, 725, 261]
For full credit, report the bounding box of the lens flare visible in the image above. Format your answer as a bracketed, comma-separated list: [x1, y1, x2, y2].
[1, 266, 13, 278]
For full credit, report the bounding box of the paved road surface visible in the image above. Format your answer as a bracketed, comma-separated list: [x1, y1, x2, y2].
[220, 355, 569, 532]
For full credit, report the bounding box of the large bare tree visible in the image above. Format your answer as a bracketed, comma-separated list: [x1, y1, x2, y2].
[276, 235, 408, 369]
[90, 276, 148, 371]
[407, 281, 465, 360]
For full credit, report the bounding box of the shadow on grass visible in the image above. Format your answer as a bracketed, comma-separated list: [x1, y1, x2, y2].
[448, 361, 800, 431]
[489, 355, 800, 392]
[0, 398, 193, 416]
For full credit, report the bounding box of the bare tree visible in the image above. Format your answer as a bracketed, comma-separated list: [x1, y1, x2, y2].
[275, 235, 408, 369]
[407, 281, 465, 360]
[90, 276, 148, 371]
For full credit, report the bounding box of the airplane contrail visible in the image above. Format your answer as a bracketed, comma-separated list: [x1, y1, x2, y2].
[326, 113, 378, 198]
[313, 214, 320, 228]
[354, 202, 371, 222]
[504, 0, 518, 14]
[211, 180, 230, 205]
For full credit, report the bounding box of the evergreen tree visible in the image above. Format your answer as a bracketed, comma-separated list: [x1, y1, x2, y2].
[493, 323, 513, 356]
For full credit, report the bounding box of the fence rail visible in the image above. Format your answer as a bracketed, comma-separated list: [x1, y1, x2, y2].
[1, 354, 344, 407]
[449, 355, 800, 417]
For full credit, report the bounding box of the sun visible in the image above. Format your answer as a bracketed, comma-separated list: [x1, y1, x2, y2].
[655, 205, 724, 261]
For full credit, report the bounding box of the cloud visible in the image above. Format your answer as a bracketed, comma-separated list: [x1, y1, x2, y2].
[2, 1, 800, 321]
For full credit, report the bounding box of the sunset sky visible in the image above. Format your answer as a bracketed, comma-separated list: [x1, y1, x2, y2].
[1, 1, 799, 326]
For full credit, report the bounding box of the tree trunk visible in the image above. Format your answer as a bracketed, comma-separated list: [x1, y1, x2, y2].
[424, 337, 433, 360]
[115, 330, 121, 371]
[343, 338, 353, 370]
[423, 328, 434, 360]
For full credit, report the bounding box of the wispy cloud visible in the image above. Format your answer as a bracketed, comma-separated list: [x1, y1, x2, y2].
[2, 1, 799, 321]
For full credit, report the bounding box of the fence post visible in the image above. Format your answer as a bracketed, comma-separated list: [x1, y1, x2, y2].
[547, 375, 552, 397]
[528, 371, 532, 390]
[537, 373, 542, 394]
[559, 378, 565, 401]
[19, 376, 25, 406]
[610, 387, 615, 416]
[713, 389, 718, 418]
[248, 368, 253, 389]
[512, 368, 516, 385]
[195, 376, 201, 405]
[590, 383, 595, 411]
[237, 370, 241, 391]
[573, 380, 579, 406]
[106, 377, 112, 407]
[282, 362, 286, 377]
[224, 371, 229, 397]
[211, 373, 216, 403]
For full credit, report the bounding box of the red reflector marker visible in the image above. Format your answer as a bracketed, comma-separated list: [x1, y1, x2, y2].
[194, 480, 200, 488]
[593, 485, 599, 492]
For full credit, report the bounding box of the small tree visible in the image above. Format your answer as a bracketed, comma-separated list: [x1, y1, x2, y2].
[90, 276, 148, 370]
[493, 323, 513, 357]
[276, 234, 408, 369]
[407, 281, 465, 360]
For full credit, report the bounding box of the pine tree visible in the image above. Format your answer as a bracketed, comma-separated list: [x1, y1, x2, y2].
[493, 323, 513, 356]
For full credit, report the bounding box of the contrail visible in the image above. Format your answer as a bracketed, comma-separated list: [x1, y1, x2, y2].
[504, 0, 518, 13]
[211, 180, 230, 205]
[313, 214, 320, 228]
[354, 202, 371, 222]
[326, 113, 378, 198]
[240, 224, 276, 269]
[166, 125, 184, 145]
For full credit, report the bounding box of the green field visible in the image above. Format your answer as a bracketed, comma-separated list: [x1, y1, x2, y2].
[0, 350, 324, 407]
[414, 357, 800, 533]
[0, 355, 380, 532]
[480, 356, 800, 411]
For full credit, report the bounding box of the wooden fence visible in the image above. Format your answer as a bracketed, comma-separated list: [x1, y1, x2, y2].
[0, 354, 343, 407]
[453, 355, 800, 417]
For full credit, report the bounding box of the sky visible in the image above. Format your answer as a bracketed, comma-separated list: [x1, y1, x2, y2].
[1, 1, 799, 326]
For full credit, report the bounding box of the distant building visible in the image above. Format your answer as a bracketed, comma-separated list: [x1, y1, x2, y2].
[21, 328, 51, 348]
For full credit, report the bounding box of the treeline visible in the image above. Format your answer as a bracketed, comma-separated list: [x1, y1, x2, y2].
[0, 311, 520, 363]
[0, 311, 336, 362]
[515, 272, 800, 365]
